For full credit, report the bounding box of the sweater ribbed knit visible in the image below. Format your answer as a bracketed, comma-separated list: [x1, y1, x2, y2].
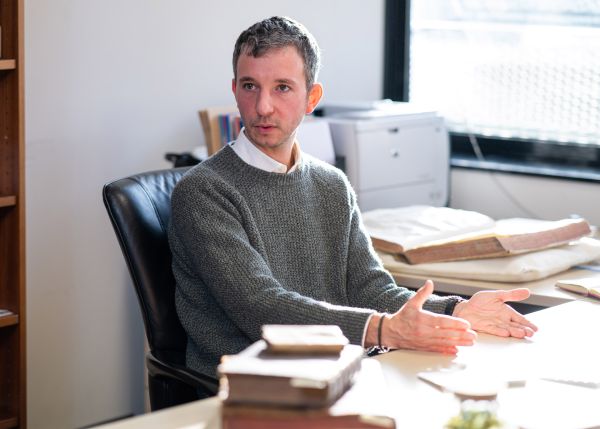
[169, 145, 455, 379]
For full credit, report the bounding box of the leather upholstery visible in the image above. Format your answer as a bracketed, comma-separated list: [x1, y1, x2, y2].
[103, 167, 218, 410]
[103, 167, 189, 362]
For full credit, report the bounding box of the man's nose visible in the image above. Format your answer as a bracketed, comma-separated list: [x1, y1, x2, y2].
[256, 90, 274, 117]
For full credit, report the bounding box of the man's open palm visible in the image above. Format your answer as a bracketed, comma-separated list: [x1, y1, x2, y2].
[453, 289, 538, 338]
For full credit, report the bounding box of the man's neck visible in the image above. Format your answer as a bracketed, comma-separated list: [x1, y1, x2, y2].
[244, 131, 297, 171]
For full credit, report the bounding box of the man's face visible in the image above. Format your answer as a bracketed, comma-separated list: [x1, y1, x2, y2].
[232, 46, 322, 158]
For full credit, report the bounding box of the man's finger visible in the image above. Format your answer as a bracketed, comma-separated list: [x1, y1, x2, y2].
[430, 313, 472, 331]
[425, 328, 477, 345]
[508, 307, 538, 332]
[498, 288, 531, 303]
[407, 280, 434, 309]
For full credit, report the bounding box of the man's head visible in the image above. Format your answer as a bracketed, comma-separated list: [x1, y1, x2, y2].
[232, 16, 321, 91]
[231, 17, 323, 164]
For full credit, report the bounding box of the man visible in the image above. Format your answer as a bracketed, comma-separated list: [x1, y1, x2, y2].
[169, 16, 537, 383]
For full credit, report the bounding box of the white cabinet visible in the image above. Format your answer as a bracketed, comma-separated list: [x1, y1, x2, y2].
[328, 113, 449, 211]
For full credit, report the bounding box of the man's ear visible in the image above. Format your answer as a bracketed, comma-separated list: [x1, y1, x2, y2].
[305, 83, 323, 114]
[231, 78, 237, 95]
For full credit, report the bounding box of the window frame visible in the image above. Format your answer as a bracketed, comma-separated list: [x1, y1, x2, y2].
[383, 0, 600, 183]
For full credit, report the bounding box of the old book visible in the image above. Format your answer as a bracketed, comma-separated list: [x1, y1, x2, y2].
[363, 207, 591, 264]
[262, 325, 349, 354]
[556, 277, 600, 300]
[218, 340, 364, 408]
[363, 206, 496, 254]
[221, 359, 396, 429]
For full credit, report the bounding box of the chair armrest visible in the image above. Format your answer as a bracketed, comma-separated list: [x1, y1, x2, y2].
[146, 352, 219, 397]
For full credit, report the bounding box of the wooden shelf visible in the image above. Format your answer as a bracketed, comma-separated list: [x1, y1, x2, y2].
[0, 196, 17, 208]
[0, 417, 18, 429]
[0, 59, 16, 70]
[0, 314, 19, 328]
[1, 0, 26, 426]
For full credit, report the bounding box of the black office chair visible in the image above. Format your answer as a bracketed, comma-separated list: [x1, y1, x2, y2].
[102, 167, 219, 411]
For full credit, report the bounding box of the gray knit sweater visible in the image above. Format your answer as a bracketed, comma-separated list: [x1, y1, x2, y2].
[169, 145, 457, 379]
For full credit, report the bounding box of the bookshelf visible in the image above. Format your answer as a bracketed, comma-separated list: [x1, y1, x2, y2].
[0, 0, 26, 427]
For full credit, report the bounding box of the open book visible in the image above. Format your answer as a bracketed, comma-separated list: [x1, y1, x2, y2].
[556, 277, 600, 300]
[362, 206, 592, 264]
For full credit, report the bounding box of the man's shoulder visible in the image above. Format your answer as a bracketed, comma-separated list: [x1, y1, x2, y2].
[174, 147, 237, 193]
[303, 154, 350, 186]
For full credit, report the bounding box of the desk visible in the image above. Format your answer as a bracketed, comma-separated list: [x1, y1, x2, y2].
[391, 266, 600, 308]
[375, 299, 600, 428]
[95, 299, 600, 429]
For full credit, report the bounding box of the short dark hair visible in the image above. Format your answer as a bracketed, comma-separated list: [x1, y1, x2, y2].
[232, 16, 321, 90]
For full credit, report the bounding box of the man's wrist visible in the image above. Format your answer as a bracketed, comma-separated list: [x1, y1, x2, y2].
[364, 312, 386, 348]
[446, 296, 467, 316]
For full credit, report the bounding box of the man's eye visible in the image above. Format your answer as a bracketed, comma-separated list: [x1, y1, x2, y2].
[243, 83, 256, 90]
[277, 84, 290, 92]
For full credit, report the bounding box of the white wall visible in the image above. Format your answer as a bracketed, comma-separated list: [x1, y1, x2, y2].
[450, 169, 600, 226]
[25, 1, 385, 428]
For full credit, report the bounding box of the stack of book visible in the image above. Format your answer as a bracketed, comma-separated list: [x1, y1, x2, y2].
[218, 325, 396, 428]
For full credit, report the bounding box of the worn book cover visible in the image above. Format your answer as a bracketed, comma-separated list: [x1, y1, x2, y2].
[221, 359, 396, 429]
[363, 207, 591, 264]
[218, 340, 364, 408]
[262, 324, 349, 354]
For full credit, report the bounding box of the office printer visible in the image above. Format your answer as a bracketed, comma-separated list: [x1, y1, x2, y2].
[322, 101, 449, 211]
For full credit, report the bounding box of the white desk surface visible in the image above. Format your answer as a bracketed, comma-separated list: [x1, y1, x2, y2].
[95, 299, 600, 429]
[391, 265, 600, 307]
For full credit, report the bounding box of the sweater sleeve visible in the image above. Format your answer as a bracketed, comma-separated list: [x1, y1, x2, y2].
[343, 188, 456, 315]
[169, 173, 374, 345]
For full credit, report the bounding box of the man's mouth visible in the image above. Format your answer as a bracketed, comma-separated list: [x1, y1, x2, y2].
[255, 124, 276, 132]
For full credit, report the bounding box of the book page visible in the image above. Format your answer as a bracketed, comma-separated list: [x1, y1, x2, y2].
[362, 206, 495, 250]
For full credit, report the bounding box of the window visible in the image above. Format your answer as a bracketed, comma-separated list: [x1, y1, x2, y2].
[384, 0, 600, 181]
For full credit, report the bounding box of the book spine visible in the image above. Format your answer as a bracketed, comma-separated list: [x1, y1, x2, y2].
[222, 414, 393, 429]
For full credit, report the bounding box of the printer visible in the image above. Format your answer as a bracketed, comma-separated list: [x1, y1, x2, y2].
[322, 101, 450, 211]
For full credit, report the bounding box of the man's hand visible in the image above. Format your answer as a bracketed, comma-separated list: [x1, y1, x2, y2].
[453, 289, 538, 338]
[377, 280, 477, 355]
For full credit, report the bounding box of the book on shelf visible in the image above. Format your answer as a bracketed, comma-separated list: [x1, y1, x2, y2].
[556, 277, 600, 300]
[218, 340, 364, 408]
[362, 206, 592, 264]
[198, 106, 242, 156]
[262, 324, 349, 354]
[0, 309, 14, 317]
[221, 359, 396, 429]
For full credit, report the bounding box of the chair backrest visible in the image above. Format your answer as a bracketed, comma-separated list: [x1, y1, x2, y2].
[102, 167, 190, 364]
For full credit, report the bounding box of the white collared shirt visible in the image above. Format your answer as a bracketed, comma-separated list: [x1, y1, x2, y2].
[230, 128, 301, 174]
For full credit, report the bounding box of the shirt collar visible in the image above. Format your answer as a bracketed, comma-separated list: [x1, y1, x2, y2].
[229, 128, 302, 174]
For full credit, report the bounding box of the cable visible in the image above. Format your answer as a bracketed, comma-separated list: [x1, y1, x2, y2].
[467, 132, 542, 219]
